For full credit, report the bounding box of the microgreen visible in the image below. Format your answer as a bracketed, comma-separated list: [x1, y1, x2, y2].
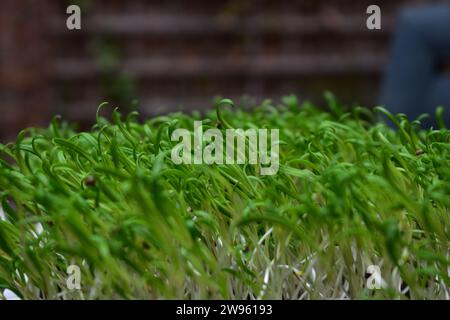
[0, 96, 449, 299]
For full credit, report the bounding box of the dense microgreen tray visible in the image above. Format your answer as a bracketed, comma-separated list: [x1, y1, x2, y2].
[0, 95, 449, 299]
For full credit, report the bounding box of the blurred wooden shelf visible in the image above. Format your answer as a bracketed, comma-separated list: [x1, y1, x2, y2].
[51, 55, 386, 80]
[49, 14, 394, 37]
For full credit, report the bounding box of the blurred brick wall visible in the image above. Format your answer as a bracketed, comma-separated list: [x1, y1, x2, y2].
[0, 0, 52, 141]
[0, 0, 433, 140]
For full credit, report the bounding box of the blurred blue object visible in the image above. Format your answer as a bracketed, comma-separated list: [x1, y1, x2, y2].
[380, 5, 450, 127]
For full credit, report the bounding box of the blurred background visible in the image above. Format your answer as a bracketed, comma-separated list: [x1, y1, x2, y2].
[0, 0, 447, 141]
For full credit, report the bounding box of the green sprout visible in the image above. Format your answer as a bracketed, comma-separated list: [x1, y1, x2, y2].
[0, 96, 449, 300]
